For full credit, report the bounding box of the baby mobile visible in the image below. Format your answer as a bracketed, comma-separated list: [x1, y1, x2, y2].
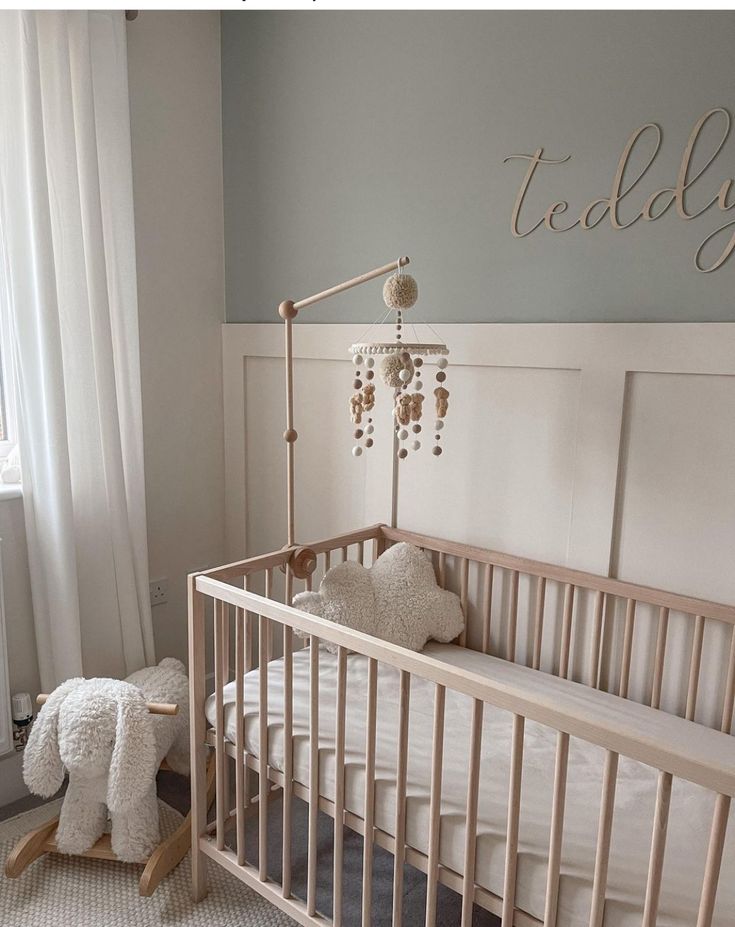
[349, 266, 450, 459]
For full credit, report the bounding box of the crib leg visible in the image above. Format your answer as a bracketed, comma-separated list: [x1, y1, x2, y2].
[189, 576, 209, 902]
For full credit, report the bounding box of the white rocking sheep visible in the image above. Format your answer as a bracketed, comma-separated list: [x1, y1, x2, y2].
[23, 658, 189, 863]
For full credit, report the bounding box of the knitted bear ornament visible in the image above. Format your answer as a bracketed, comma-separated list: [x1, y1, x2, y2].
[292, 542, 465, 653]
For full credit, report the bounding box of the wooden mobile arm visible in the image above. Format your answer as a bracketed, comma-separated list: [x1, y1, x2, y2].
[36, 693, 179, 716]
[278, 256, 410, 548]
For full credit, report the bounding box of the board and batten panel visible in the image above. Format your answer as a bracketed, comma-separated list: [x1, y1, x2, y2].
[612, 371, 735, 725]
[223, 322, 735, 713]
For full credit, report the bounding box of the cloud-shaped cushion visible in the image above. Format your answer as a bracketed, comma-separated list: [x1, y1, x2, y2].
[292, 542, 465, 652]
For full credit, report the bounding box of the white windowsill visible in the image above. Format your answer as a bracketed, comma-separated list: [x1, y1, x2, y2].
[0, 484, 22, 502]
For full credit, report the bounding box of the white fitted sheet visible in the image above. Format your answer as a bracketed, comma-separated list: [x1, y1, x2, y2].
[205, 643, 735, 926]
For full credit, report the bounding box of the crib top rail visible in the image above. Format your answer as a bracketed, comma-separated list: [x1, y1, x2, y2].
[381, 525, 735, 625]
[195, 573, 735, 797]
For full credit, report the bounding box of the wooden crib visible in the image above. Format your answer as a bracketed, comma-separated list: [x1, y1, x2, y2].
[188, 523, 735, 927]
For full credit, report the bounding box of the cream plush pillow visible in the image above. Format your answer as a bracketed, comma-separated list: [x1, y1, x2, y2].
[292, 542, 465, 652]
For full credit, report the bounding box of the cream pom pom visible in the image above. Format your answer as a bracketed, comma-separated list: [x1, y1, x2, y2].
[380, 353, 414, 388]
[383, 273, 418, 310]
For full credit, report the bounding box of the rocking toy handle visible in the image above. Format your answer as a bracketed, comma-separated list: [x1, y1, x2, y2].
[36, 693, 179, 716]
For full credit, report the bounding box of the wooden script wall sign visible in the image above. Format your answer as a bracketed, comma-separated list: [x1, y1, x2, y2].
[504, 108, 735, 273]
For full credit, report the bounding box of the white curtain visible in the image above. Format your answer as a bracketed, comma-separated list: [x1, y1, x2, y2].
[0, 11, 155, 690]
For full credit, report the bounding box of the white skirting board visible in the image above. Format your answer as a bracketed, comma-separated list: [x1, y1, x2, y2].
[222, 322, 735, 718]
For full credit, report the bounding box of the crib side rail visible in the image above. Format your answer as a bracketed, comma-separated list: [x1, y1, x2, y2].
[191, 576, 735, 927]
[382, 526, 735, 732]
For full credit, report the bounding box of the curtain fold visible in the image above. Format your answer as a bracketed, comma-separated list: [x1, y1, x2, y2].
[0, 11, 155, 690]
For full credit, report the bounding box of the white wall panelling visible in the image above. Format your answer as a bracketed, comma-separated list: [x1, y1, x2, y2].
[224, 322, 735, 722]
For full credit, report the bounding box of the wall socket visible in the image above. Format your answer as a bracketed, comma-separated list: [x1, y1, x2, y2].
[149, 578, 169, 607]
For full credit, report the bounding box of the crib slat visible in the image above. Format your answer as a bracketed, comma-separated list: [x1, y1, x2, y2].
[507, 570, 520, 663]
[258, 613, 269, 881]
[721, 626, 735, 734]
[650, 607, 669, 709]
[214, 599, 226, 851]
[589, 750, 619, 927]
[265, 570, 274, 663]
[324, 550, 331, 572]
[482, 564, 494, 655]
[438, 551, 446, 588]
[532, 576, 546, 670]
[234, 606, 246, 865]
[424, 684, 446, 927]
[392, 671, 411, 927]
[543, 730, 569, 927]
[588, 590, 604, 687]
[362, 658, 378, 926]
[696, 793, 731, 927]
[333, 647, 347, 927]
[341, 545, 348, 563]
[501, 714, 525, 925]
[282, 598, 294, 896]
[559, 584, 575, 679]
[244, 578, 254, 811]
[686, 615, 705, 722]
[307, 636, 320, 916]
[459, 558, 469, 647]
[641, 771, 672, 927]
[619, 599, 636, 699]
[460, 699, 483, 927]
[358, 540, 365, 565]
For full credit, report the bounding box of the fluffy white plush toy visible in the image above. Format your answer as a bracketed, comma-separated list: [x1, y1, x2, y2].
[23, 658, 189, 863]
[293, 542, 465, 652]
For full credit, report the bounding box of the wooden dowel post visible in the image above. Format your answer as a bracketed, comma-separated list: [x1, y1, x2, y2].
[559, 584, 575, 679]
[234, 606, 246, 866]
[279, 256, 409, 546]
[362, 658, 378, 926]
[619, 599, 636, 699]
[307, 637, 320, 917]
[460, 699, 483, 927]
[258, 614, 269, 881]
[37, 693, 179, 715]
[650, 606, 669, 709]
[641, 771, 672, 927]
[501, 714, 524, 925]
[424, 684, 446, 927]
[543, 731, 569, 927]
[333, 647, 347, 927]
[392, 671, 411, 927]
[507, 571, 519, 663]
[482, 564, 494, 655]
[459, 558, 469, 648]
[589, 750, 619, 927]
[188, 575, 208, 901]
[721, 625, 735, 734]
[214, 601, 226, 852]
[696, 793, 730, 927]
[532, 576, 546, 671]
[282, 572, 294, 896]
[588, 590, 605, 688]
[686, 615, 705, 722]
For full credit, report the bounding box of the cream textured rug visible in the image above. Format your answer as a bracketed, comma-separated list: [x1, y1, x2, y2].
[0, 799, 294, 927]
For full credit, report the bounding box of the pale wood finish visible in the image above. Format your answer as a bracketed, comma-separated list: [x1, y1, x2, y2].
[424, 684, 446, 927]
[307, 637, 319, 916]
[460, 699, 483, 927]
[650, 606, 669, 709]
[192, 527, 735, 927]
[234, 606, 246, 866]
[641, 770, 672, 927]
[362, 657, 378, 926]
[696, 792, 731, 927]
[589, 751, 619, 927]
[502, 714, 525, 925]
[459, 558, 469, 648]
[282, 616, 294, 896]
[392, 671, 411, 927]
[258, 614, 269, 880]
[36, 693, 179, 715]
[188, 574, 208, 901]
[333, 647, 347, 927]
[214, 600, 226, 851]
[542, 731, 569, 927]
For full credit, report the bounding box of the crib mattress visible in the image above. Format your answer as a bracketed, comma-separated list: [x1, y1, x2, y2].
[205, 642, 735, 927]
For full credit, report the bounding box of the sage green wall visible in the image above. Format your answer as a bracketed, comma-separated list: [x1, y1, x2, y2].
[221, 11, 735, 322]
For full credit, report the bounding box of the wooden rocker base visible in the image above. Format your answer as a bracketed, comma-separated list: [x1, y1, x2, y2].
[4, 756, 216, 896]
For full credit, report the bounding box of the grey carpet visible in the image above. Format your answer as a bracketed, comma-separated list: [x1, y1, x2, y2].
[4, 770, 500, 926]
